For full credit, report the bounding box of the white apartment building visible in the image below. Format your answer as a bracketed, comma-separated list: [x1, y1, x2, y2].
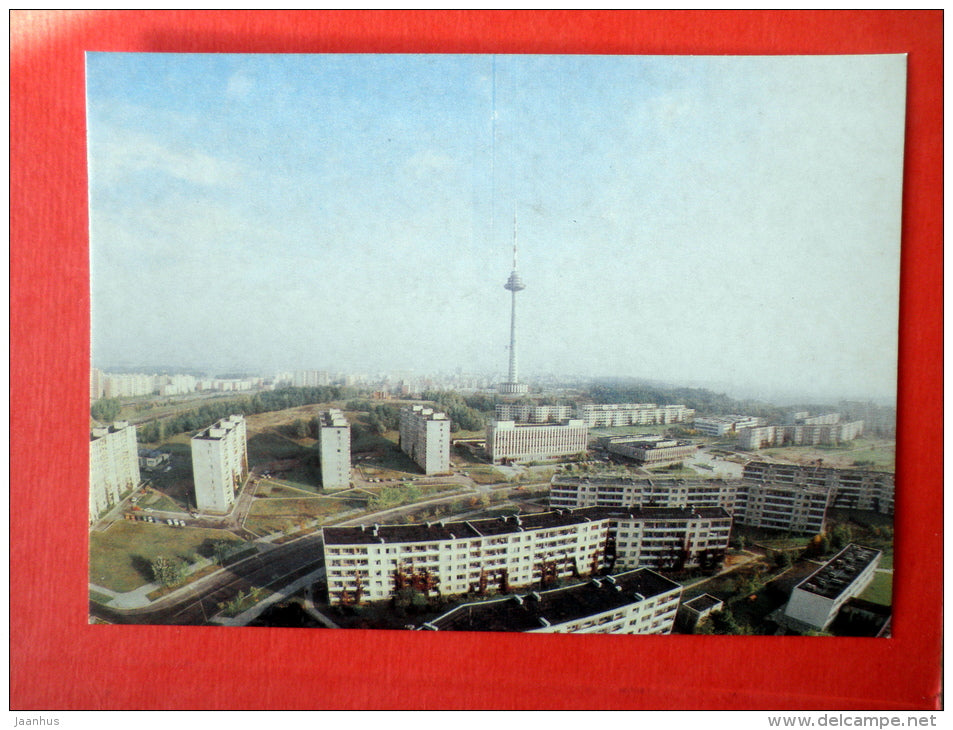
[293, 369, 331, 387]
[783, 544, 882, 630]
[693, 415, 762, 437]
[550, 475, 830, 534]
[797, 412, 841, 425]
[322, 506, 732, 605]
[319, 409, 351, 490]
[737, 421, 865, 449]
[89, 421, 141, 523]
[90, 367, 104, 401]
[486, 419, 588, 465]
[733, 482, 830, 534]
[551, 476, 743, 512]
[103, 372, 156, 398]
[421, 569, 682, 634]
[743, 461, 893, 515]
[494, 403, 573, 423]
[576, 403, 694, 428]
[191, 415, 248, 513]
[399, 405, 451, 475]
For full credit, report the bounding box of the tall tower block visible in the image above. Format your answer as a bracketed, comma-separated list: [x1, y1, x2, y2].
[499, 213, 529, 396]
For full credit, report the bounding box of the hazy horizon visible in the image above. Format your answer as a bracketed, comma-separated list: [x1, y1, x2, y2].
[88, 53, 906, 405]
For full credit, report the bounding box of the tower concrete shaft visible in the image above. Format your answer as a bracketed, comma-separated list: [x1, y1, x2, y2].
[500, 215, 528, 395]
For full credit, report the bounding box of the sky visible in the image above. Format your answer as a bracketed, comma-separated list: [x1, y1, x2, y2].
[87, 53, 906, 403]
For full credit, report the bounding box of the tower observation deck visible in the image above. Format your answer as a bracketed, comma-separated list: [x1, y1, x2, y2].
[499, 215, 529, 396]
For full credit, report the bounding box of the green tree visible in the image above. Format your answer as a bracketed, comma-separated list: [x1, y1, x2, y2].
[830, 524, 852, 551]
[150, 556, 186, 587]
[696, 607, 750, 635]
[91, 397, 122, 423]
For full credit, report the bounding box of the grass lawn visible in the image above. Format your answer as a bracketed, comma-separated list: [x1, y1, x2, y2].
[859, 571, 893, 606]
[89, 522, 244, 593]
[258, 480, 323, 498]
[247, 431, 309, 463]
[89, 589, 114, 604]
[761, 439, 896, 472]
[465, 466, 507, 485]
[248, 497, 351, 518]
[141, 492, 187, 513]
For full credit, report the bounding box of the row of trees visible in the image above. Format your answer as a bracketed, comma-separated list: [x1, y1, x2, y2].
[586, 377, 840, 420]
[418, 391, 486, 432]
[345, 401, 403, 435]
[137, 386, 361, 443]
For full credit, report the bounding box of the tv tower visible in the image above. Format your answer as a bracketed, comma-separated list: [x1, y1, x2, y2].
[499, 211, 529, 396]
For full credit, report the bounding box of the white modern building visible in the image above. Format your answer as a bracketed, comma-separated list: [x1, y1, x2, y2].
[399, 405, 451, 475]
[602, 435, 697, 466]
[89, 421, 141, 523]
[737, 420, 865, 449]
[796, 412, 841, 425]
[90, 367, 104, 401]
[421, 569, 682, 634]
[293, 369, 331, 387]
[743, 461, 893, 515]
[318, 409, 351, 490]
[783, 544, 882, 631]
[550, 475, 830, 534]
[576, 403, 695, 427]
[322, 506, 732, 605]
[733, 482, 831, 534]
[485, 419, 588, 465]
[191, 415, 248, 513]
[693, 415, 763, 437]
[494, 403, 573, 423]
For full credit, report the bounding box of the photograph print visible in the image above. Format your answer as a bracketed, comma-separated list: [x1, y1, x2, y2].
[87, 52, 904, 636]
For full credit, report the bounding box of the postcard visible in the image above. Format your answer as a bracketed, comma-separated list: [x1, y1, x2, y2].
[87, 52, 905, 638]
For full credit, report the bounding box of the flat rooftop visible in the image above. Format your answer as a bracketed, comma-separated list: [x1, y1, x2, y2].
[795, 544, 881, 600]
[743, 461, 893, 479]
[323, 506, 731, 546]
[422, 568, 680, 632]
[321, 410, 348, 428]
[682, 593, 723, 613]
[552, 475, 744, 488]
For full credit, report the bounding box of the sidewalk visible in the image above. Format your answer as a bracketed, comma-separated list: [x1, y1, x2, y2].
[212, 567, 330, 626]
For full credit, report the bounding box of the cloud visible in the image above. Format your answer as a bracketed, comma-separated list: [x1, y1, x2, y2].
[90, 127, 244, 189]
[226, 71, 254, 100]
[405, 149, 456, 179]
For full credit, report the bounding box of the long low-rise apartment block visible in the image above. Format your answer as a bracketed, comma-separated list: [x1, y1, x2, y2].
[602, 435, 698, 466]
[322, 506, 731, 605]
[693, 415, 763, 437]
[90, 420, 141, 523]
[399, 405, 451, 475]
[550, 475, 830, 534]
[420, 568, 682, 634]
[783, 543, 882, 631]
[737, 421, 865, 449]
[743, 461, 893, 515]
[576, 403, 695, 428]
[485, 419, 588, 465]
[494, 403, 573, 423]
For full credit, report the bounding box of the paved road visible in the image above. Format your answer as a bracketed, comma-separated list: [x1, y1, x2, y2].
[91, 534, 325, 625]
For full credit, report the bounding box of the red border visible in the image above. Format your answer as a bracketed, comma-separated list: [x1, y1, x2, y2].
[10, 10, 942, 710]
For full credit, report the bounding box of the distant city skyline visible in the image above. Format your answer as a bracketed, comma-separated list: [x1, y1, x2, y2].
[87, 53, 905, 404]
